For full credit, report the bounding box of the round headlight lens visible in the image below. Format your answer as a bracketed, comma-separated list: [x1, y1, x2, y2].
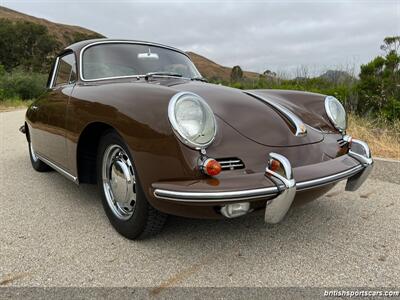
[325, 96, 347, 132]
[168, 92, 217, 149]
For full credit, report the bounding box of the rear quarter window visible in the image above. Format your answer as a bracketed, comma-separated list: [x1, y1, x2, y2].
[53, 53, 77, 87]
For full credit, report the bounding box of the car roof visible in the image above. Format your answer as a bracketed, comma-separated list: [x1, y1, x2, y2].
[64, 38, 188, 57]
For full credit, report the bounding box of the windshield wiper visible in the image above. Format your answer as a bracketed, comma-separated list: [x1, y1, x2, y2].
[144, 72, 183, 80]
[142, 72, 207, 82]
[191, 77, 208, 82]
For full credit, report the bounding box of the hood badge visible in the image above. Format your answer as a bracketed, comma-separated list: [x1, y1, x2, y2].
[244, 91, 307, 137]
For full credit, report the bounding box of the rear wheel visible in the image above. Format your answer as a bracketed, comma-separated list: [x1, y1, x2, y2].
[97, 131, 167, 239]
[28, 140, 51, 172]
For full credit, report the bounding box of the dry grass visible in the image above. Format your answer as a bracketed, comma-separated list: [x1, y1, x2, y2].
[0, 99, 31, 112]
[347, 114, 400, 160]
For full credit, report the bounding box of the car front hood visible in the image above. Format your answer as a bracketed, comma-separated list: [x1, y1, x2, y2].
[168, 81, 324, 147]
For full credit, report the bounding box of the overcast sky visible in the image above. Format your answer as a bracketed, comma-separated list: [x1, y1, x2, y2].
[2, 0, 399, 76]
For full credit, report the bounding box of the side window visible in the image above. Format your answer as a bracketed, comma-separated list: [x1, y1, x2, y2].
[54, 53, 76, 87]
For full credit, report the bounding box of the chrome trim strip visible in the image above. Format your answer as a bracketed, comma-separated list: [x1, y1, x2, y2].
[49, 57, 60, 88]
[78, 40, 198, 82]
[221, 164, 244, 168]
[219, 160, 241, 164]
[154, 186, 279, 202]
[297, 164, 363, 191]
[153, 164, 365, 202]
[244, 91, 307, 136]
[36, 154, 79, 184]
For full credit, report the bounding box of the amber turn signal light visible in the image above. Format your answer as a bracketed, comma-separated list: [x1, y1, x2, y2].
[202, 158, 222, 176]
[269, 159, 281, 172]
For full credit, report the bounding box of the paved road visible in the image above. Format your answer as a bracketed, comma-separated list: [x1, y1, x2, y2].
[1, 109, 399, 290]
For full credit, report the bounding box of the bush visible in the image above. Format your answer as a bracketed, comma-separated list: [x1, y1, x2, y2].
[0, 70, 47, 100]
[0, 19, 60, 72]
[357, 37, 400, 121]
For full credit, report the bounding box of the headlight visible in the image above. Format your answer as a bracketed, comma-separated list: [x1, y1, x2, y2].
[168, 92, 217, 149]
[325, 96, 347, 132]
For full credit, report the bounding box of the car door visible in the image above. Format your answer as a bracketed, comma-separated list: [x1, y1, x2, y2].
[35, 52, 77, 171]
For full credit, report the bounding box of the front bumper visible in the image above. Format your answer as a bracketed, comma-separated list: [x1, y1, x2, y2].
[153, 139, 373, 222]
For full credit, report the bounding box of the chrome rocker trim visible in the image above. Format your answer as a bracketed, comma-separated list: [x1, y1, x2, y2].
[154, 139, 373, 222]
[36, 153, 79, 184]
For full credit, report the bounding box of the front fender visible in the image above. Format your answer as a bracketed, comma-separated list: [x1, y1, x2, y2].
[68, 82, 203, 203]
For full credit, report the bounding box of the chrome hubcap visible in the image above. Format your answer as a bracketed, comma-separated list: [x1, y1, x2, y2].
[102, 145, 136, 220]
[30, 142, 39, 162]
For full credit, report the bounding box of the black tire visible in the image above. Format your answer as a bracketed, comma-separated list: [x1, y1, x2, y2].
[97, 130, 167, 240]
[28, 141, 52, 172]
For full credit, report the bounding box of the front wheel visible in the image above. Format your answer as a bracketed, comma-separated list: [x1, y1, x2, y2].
[97, 131, 167, 240]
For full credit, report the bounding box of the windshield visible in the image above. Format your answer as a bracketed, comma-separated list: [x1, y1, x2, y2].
[81, 43, 201, 80]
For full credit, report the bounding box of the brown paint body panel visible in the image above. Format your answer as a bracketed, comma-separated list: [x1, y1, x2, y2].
[25, 40, 353, 219]
[247, 89, 336, 133]
[172, 83, 324, 146]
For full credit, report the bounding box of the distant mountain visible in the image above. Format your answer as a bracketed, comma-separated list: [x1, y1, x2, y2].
[318, 70, 356, 83]
[0, 6, 260, 80]
[187, 52, 261, 81]
[0, 6, 103, 47]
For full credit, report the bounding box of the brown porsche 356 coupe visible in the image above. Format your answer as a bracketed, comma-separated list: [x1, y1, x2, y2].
[21, 39, 373, 239]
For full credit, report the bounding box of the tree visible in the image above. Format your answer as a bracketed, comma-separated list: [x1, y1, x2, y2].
[380, 36, 400, 53]
[230, 65, 243, 82]
[357, 36, 400, 120]
[0, 19, 59, 72]
[263, 69, 277, 77]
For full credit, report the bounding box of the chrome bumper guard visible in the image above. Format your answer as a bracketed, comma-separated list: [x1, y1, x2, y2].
[153, 139, 373, 223]
[264, 153, 296, 224]
[345, 139, 374, 191]
[264, 139, 373, 223]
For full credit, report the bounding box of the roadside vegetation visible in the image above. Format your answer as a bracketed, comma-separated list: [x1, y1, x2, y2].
[217, 36, 400, 159]
[0, 18, 100, 109]
[220, 36, 400, 122]
[0, 18, 398, 158]
[347, 114, 399, 159]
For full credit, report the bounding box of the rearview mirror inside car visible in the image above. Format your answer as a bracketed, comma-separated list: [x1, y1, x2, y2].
[138, 49, 159, 60]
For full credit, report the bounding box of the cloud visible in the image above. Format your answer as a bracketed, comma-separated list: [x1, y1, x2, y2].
[3, 0, 399, 76]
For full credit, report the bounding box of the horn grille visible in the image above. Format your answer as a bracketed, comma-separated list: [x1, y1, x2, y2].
[216, 157, 245, 171]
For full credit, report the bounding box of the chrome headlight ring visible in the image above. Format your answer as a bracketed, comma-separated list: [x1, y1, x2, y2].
[325, 96, 347, 133]
[168, 91, 217, 150]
